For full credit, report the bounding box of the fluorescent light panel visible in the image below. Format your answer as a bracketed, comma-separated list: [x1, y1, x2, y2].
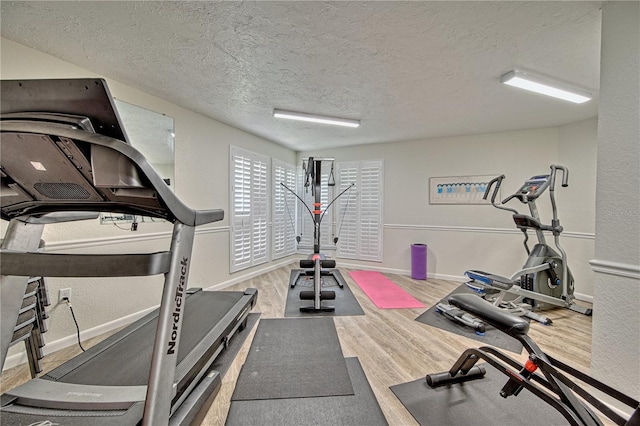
[273, 109, 360, 128]
[500, 70, 592, 104]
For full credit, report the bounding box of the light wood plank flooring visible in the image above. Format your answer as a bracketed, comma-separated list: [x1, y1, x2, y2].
[1, 264, 596, 425]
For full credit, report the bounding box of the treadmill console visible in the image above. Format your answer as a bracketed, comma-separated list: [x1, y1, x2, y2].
[515, 175, 550, 202]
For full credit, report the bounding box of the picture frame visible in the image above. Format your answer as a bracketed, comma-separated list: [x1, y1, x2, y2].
[429, 175, 498, 205]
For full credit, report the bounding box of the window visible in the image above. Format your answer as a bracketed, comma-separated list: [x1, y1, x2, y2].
[272, 159, 297, 260]
[229, 146, 269, 272]
[336, 160, 384, 262]
[229, 151, 383, 270]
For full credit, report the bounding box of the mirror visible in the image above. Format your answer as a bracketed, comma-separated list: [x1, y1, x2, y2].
[100, 100, 175, 226]
[115, 99, 175, 187]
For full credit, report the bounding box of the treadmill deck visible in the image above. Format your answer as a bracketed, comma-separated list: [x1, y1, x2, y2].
[1, 289, 257, 425]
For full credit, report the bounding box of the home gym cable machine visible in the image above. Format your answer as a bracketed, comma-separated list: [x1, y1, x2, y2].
[0, 78, 258, 425]
[281, 157, 353, 312]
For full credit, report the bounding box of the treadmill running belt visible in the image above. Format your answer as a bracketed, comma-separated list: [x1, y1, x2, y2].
[42, 291, 243, 386]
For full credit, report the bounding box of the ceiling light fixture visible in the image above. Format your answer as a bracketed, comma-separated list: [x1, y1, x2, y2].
[500, 69, 592, 104]
[273, 109, 360, 128]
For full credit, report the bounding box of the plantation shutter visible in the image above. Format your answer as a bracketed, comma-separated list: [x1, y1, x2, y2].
[272, 159, 297, 260]
[336, 160, 383, 262]
[336, 164, 358, 258]
[358, 161, 383, 261]
[230, 146, 269, 272]
[252, 159, 268, 264]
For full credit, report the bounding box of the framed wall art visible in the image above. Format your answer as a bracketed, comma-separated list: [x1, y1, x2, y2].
[429, 175, 498, 205]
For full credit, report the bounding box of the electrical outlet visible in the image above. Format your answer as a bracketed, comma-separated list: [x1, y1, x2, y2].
[59, 288, 72, 302]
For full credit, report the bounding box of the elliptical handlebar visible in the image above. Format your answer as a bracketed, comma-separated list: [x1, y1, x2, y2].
[547, 165, 569, 228]
[484, 174, 519, 215]
[549, 164, 569, 190]
[483, 175, 504, 202]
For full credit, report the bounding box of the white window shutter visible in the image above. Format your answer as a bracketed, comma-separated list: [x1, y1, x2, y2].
[336, 164, 358, 259]
[230, 146, 270, 272]
[272, 160, 297, 260]
[358, 161, 383, 261]
[336, 160, 383, 262]
[230, 151, 252, 271]
[252, 158, 268, 265]
[272, 163, 286, 259]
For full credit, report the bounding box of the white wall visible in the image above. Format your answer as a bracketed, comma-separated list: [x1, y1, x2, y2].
[591, 1, 640, 401]
[303, 120, 597, 300]
[557, 118, 599, 299]
[1, 38, 297, 365]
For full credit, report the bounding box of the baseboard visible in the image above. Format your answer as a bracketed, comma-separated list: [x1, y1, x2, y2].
[339, 262, 595, 303]
[203, 258, 297, 291]
[337, 262, 467, 282]
[337, 262, 408, 276]
[574, 292, 594, 304]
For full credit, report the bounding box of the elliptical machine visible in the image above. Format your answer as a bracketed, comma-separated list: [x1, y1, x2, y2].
[437, 165, 592, 333]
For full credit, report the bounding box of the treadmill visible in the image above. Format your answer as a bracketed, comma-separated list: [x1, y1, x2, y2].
[0, 78, 258, 425]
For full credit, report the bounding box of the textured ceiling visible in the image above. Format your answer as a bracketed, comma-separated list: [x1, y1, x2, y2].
[1, 1, 602, 151]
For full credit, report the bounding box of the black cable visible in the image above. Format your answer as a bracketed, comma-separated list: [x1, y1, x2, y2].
[335, 185, 354, 243]
[319, 183, 354, 224]
[65, 299, 85, 352]
[283, 191, 297, 241]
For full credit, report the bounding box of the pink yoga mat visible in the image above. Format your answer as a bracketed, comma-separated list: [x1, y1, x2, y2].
[348, 270, 425, 309]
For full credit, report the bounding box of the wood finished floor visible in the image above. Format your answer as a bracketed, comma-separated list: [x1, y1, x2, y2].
[1, 264, 596, 425]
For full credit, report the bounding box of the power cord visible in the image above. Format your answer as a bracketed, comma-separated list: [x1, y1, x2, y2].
[63, 298, 85, 352]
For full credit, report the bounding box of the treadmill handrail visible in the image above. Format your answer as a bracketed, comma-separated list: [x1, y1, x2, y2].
[0, 121, 223, 227]
[0, 251, 172, 277]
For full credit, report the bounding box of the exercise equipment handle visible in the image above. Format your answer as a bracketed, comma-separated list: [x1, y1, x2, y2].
[484, 175, 519, 214]
[547, 164, 569, 224]
[549, 164, 569, 189]
[483, 175, 505, 202]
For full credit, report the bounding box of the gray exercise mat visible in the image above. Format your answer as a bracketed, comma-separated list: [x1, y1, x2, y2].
[231, 317, 354, 401]
[226, 357, 388, 425]
[285, 270, 365, 317]
[390, 364, 568, 426]
[415, 284, 524, 353]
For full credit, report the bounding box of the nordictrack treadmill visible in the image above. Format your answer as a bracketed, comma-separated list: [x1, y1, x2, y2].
[0, 78, 258, 425]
